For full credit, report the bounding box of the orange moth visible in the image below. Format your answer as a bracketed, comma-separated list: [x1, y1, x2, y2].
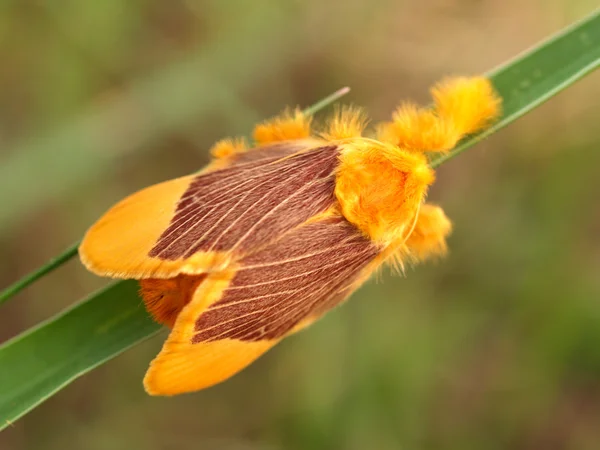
[80, 76, 501, 395]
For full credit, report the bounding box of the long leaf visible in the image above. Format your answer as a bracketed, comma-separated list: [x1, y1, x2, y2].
[1, 9, 599, 431]
[0, 281, 159, 429]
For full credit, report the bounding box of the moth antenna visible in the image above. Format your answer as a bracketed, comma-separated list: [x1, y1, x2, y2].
[253, 108, 312, 144]
[376, 76, 501, 153]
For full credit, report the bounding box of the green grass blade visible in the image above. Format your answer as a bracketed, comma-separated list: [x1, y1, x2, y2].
[0, 281, 160, 429]
[0, 243, 80, 307]
[1, 9, 599, 431]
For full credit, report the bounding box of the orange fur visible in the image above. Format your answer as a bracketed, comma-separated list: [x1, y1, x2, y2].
[376, 103, 459, 152]
[432, 76, 501, 136]
[335, 139, 435, 244]
[209, 138, 248, 159]
[253, 108, 312, 144]
[320, 106, 368, 140]
[376, 76, 501, 152]
[404, 203, 452, 261]
[351, 203, 452, 283]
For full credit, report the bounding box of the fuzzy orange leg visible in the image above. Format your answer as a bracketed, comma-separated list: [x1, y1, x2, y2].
[404, 203, 453, 262]
[320, 106, 368, 140]
[252, 108, 312, 144]
[376, 76, 501, 153]
[209, 138, 248, 160]
[211, 108, 312, 158]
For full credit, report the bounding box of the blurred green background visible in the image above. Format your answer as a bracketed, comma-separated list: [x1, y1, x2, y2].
[1, 1, 600, 449]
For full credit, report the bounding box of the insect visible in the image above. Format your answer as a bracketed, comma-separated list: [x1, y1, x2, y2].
[79, 76, 500, 395]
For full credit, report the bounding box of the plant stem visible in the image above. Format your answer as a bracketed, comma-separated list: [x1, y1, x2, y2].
[0, 242, 80, 306]
[302, 87, 351, 116]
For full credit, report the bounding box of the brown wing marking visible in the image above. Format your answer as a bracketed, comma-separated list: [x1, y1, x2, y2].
[80, 141, 337, 279]
[149, 145, 340, 261]
[143, 216, 380, 395]
[143, 269, 272, 395]
[192, 216, 380, 343]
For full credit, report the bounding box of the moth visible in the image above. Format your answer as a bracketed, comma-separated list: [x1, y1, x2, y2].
[79, 76, 500, 395]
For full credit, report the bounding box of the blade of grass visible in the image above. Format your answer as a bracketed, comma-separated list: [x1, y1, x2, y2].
[1, 9, 599, 431]
[0, 244, 79, 307]
[0, 87, 350, 308]
[0, 88, 350, 428]
[303, 87, 351, 116]
[0, 281, 160, 430]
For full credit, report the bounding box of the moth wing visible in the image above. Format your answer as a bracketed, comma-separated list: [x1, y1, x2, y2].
[144, 216, 381, 395]
[80, 139, 339, 279]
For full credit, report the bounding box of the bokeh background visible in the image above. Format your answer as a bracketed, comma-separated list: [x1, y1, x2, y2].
[1, 1, 600, 449]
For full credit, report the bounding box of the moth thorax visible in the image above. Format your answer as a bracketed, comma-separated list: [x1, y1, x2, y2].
[334, 140, 435, 244]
